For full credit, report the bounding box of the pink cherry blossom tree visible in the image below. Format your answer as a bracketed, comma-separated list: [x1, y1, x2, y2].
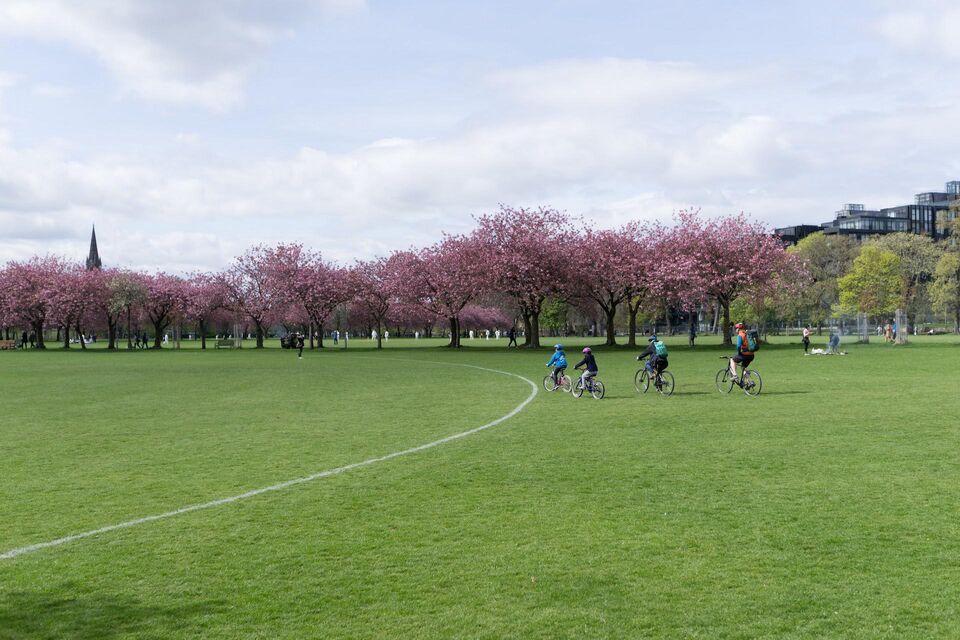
[572, 223, 649, 346]
[474, 206, 574, 348]
[220, 246, 282, 348]
[49, 263, 97, 349]
[395, 234, 490, 347]
[143, 273, 188, 348]
[351, 254, 403, 350]
[262, 243, 355, 348]
[672, 210, 796, 345]
[183, 273, 227, 349]
[0, 256, 69, 348]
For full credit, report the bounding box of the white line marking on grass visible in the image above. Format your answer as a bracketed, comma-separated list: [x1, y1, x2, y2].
[1, 363, 538, 561]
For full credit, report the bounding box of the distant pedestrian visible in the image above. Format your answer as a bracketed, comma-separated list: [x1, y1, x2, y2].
[296, 332, 305, 359]
[142, 332, 149, 348]
[884, 322, 893, 342]
[688, 323, 697, 348]
[495, 329, 501, 340]
[507, 327, 518, 347]
[20, 330, 27, 349]
[333, 330, 339, 345]
[384, 330, 389, 341]
[802, 326, 811, 353]
[28, 332, 36, 348]
[892, 321, 898, 341]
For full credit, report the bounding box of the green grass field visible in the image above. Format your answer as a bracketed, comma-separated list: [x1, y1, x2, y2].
[2, 335, 959, 639]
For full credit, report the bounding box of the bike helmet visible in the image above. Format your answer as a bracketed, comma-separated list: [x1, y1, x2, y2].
[648, 335, 657, 342]
[734, 322, 745, 329]
[582, 347, 592, 354]
[554, 344, 563, 350]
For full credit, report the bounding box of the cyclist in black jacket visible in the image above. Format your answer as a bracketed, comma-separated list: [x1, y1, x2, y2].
[574, 347, 599, 391]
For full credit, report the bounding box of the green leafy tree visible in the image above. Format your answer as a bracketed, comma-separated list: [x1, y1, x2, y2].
[870, 233, 943, 326]
[539, 297, 569, 335]
[838, 245, 901, 318]
[788, 232, 858, 334]
[931, 252, 960, 332]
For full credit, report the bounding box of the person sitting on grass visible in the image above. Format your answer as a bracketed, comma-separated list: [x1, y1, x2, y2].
[545, 344, 567, 385]
[574, 347, 599, 391]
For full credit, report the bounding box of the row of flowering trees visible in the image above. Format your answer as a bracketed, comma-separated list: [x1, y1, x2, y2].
[0, 207, 803, 349]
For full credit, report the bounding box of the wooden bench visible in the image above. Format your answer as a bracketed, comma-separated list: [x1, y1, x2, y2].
[214, 339, 236, 349]
[0, 340, 17, 350]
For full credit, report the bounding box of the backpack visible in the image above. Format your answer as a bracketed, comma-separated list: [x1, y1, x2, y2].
[746, 329, 760, 352]
[654, 340, 668, 357]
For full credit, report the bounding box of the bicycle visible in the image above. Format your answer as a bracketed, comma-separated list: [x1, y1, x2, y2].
[634, 361, 675, 396]
[716, 357, 762, 396]
[543, 368, 573, 393]
[572, 369, 605, 399]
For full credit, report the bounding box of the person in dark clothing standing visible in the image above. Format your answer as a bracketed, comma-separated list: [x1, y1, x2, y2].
[574, 347, 599, 391]
[296, 332, 305, 359]
[20, 330, 27, 349]
[507, 326, 518, 348]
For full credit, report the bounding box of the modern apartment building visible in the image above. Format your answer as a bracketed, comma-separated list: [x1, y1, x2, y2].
[776, 181, 960, 244]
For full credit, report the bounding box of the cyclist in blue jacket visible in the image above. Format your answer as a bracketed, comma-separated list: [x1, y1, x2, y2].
[545, 344, 567, 385]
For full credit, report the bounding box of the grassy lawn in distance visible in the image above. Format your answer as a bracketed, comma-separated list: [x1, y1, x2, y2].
[1, 334, 959, 638]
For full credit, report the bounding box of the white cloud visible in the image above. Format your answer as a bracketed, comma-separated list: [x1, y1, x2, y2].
[2, 53, 960, 271]
[875, 3, 960, 58]
[0, 0, 366, 110]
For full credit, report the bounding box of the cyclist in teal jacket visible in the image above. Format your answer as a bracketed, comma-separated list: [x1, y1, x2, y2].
[545, 344, 567, 385]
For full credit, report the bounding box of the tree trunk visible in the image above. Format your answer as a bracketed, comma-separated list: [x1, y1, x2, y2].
[255, 323, 264, 348]
[521, 311, 533, 347]
[722, 299, 732, 346]
[200, 320, 207, 350]
[376, 320, 383, 349]
[126, 308, 134, 349]
[529, 311, 542, 348]
[317, 322, 325, 348]
[153, 320, 164, 348]
[107, 319, 117, 350]
[76, 322, 87, 350]
[664, 305, 673, 336]
[33, 320, 46, 348]
[62, 325, 71, 349]
[603, 305, 617, 346]
[447, 317, 459, 347]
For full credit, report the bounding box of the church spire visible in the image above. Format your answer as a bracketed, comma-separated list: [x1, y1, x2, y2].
[86, 225, 102, 270]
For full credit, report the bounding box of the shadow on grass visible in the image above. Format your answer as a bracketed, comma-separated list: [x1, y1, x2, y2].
[0, 583, 224, 639]
[756, 390, 811, 395]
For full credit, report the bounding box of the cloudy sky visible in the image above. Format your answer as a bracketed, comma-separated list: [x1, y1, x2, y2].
[1, 0, 959, 271]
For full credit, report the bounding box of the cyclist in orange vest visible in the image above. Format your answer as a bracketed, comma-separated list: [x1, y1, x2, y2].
[728, 322, 754, 384]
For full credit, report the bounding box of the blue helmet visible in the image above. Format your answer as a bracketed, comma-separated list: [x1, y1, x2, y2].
[554, 344, 563, 350]
[648, 335, 657, 342]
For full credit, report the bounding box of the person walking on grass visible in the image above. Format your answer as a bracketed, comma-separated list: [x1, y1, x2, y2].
[296, 332, 305, 359]
[802, 326, 811, 353]
[507, 326, 518, 348]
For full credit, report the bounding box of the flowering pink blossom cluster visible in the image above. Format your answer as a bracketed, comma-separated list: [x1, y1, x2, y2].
[0, 207, 801, 348]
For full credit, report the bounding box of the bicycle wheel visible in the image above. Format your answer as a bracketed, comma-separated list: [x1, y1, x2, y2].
[716, 369, 734, 394]
[742, 369, 762, 396]
[572, 381, 584, 398]
[657, 371, 675, 396]
[542, 375, 557, 392]
[634, 369, 649, 393]
[590, 380, 605, 400]
[559, 375, 573, 393]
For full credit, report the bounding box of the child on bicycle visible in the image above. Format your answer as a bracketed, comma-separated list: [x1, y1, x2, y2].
[545, 344, 567, 385]
[574, 347, 598, 390]
[637, 335, 668, 382]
